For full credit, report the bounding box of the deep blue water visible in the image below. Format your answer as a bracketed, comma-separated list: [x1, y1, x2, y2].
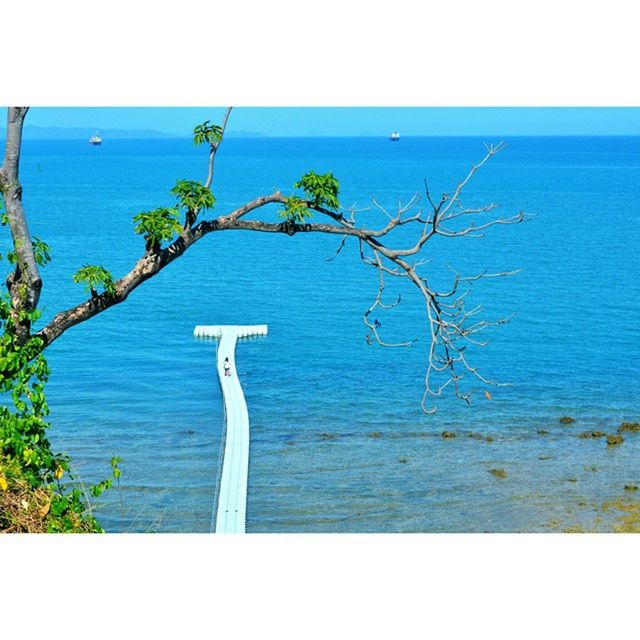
[8, 135, 640, 532]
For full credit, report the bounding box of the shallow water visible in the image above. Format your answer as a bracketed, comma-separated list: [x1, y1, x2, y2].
[10, 135, 640, 532]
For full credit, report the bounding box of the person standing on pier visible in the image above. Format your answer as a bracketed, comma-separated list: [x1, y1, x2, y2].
[223, 357, 231, 377]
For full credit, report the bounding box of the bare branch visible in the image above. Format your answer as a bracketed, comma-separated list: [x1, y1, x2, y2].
[363, 251, 416, 348]
[438, 141, 505, 218]
[326, 235, 348, 262]
[436, 211, 528, 237]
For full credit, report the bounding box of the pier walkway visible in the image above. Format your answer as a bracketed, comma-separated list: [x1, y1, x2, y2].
[194, 324, 268, 533]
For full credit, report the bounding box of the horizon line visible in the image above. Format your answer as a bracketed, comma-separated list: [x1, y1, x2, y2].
[6, 132, 640, 140]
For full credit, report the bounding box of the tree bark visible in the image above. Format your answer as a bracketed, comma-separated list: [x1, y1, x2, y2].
[0, 107, 42, 344]
[35, 192, 306, 347]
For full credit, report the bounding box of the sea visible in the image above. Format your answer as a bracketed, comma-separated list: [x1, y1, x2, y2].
[10, 134, 640, 532]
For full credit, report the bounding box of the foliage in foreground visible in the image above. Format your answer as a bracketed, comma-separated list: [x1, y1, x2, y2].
[0, 212, 120, 533]
[0, 453, 119, 533]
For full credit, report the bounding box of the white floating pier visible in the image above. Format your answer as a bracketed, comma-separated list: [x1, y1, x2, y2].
[194, 324, 268, 533]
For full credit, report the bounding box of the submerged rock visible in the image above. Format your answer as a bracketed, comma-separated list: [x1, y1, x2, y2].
[441, 431, 456, 439]
[624, 485, 638, 492]
[559, 416, 576, 425]
[563, 525, 585, 533]
[368, 432, 383, 439]
[319, 432, 338, 441]
[467, 432, 493, 442]
[488, 468, 507, 479]
[579, 431, 606, 439]
[602, 497, 640, 533]
[607, 434, 624, 446]
[619, 422, 640, 433]
[398, 458, 408, 464]
[537, 429, 550, 435]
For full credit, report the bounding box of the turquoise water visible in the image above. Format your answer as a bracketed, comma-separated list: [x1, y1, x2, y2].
[11, 135, 640, 532]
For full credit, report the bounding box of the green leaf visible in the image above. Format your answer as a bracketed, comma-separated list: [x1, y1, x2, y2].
[294, 171, 341, 210]
[72, 265, 116, 296]
[193, 121, 223, 147]
[90, 485, 103, 498]
[279, 196, 312, 223]
[133, 207, 181, 248]
[32, 237, 52, 267]
[50, 497, 67, 517]
[171, 180, 215, 215]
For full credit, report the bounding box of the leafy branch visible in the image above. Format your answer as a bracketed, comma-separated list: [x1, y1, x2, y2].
[171, 179, 215, 226]
[193, 121, 223, 147]
[133, 207, 182, 250]
[280, 196, 312, 223]
[72, 265, 116, 297]
[294, 170, 340, 210]
[280, 171, 341, 222]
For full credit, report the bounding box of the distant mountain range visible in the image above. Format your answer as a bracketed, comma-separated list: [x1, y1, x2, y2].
[0, 126, 265, 140]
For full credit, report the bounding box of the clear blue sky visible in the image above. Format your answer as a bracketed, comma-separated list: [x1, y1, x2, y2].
[5, 107, 640, 137]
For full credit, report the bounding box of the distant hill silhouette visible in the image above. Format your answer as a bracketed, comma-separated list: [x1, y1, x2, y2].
[0, 126, 265, 140]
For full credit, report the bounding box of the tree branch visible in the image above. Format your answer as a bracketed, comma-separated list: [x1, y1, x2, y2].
[10, 105, 525, 413]
[204, 107, 232, 189]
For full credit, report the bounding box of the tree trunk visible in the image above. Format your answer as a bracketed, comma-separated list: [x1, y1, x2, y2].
[0, 107, 42, 344]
